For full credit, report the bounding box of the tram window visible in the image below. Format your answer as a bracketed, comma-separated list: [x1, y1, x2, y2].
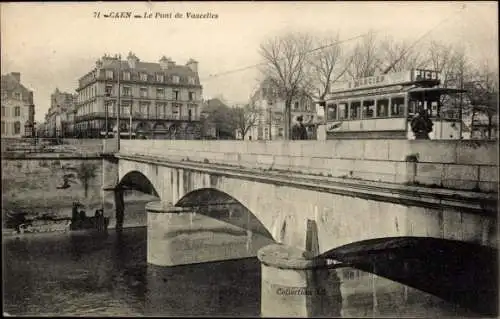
[430, 101, 439, 117]
[327, 104, 337, 121]
[338, 102, 348, 120]
[362, 100, 375, 118]
[391, 97, 405, 117]
[408, 100, 421, 116]
[377, 98, 389, 117]
[350, 101, 361, 120]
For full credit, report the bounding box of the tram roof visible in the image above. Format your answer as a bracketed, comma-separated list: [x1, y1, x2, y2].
[407, 87, 467, 94]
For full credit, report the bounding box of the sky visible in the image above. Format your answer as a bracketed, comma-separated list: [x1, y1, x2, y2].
[1, 1, 497, 123]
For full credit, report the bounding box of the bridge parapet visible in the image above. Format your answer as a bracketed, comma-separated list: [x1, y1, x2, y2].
[102, 138, 119, 154]
[120, 140, 498, 193]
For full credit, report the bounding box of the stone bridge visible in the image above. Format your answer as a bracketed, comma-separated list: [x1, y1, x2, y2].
[101, 138, 498, 317]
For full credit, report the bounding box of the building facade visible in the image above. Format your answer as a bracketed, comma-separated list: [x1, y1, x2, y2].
[75, 52, 203, 139]
[44, 88, 77, 137]
[243, 79, 322, 140]
[1, 72, 35, 138]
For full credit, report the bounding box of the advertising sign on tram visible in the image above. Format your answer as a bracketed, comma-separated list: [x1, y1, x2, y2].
[329, 69, 442, 94]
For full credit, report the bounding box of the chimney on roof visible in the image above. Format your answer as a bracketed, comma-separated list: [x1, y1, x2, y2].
[159, 56, 170, 70]
[167, 59, 176, 69]
[127, 52, 139, 68]
[11, 72, 20, 82]
[186, 59, 198, 73]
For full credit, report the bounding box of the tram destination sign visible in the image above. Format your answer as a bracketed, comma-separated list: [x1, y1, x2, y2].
[329, 69, 441, 93]
[412, 69, 441, 81]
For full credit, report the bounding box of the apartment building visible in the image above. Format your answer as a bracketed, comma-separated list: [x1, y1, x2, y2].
[44, 88, 77, 137]
[244, 78, 322, 140]
[75, 52, 203, 139]
[1, 72, 35, 138]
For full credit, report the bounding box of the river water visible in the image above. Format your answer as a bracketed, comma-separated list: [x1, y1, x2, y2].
[3, 226, 482, 317]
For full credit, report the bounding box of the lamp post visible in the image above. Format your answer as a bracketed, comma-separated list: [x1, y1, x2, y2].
[129, 107, 132, 139]
[116, 54, 121, 150]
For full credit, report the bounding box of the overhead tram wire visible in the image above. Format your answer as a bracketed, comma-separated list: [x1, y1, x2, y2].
[382, 3, 468, 74]
[199, 31, 379, 82]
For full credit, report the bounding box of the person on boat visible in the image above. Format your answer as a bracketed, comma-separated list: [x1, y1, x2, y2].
[71, 202, 79, 222]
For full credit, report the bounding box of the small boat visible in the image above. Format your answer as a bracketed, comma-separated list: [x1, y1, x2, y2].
[18, 218, 72, 234]
[70, 204, 109, 232]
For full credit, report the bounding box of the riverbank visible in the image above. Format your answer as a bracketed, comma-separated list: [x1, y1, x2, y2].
[2, 224, 147, 241]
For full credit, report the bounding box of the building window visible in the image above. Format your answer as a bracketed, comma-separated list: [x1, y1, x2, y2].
[1, 121, 5, 135]
[188, 77, 195, 85]
[157, 103, 166, 119]
[123, 72, 130, 81]
[123, 86, 131, 96]
[1, 106, 5, 117]
[188, 92, 195, 101]
[121, 102, 130, 117]
[13, 92, 21, 100]
[14, 106, 21, 117]
[172, 75, 180, 84]
[105, 70, 113, 80]
[139, 102, 149, 117]
[105, 85, 113, 97]
[172, 103, 180, 119]
[278, 127, 284, 137]
[140, 87, 148, 98]
[105, 102, 113, 116]
[156, 74, 164, 82]
[173, 90, 179, 101]
[140, 73, 148, 81]
[294, 101, 299, 110]
[156, 88, 165, 99]
[14, 121, 21, 134]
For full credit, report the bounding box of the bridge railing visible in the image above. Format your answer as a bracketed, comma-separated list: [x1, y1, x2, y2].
[119, 139, 498, 193]
[1, 138, 104, 155]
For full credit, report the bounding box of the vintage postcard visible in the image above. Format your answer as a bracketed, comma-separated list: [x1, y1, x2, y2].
[1, 1, 498, 317]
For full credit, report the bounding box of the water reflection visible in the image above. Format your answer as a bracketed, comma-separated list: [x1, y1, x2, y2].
[3, 227, 484, 317]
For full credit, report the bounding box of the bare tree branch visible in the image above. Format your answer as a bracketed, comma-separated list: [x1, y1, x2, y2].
[259, 32, 313, 140]
[346, 30, 381, 79]
[305, 33, 352, 100]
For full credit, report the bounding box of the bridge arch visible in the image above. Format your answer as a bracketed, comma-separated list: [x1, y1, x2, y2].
[175, 187, 275, 240]
[118, 170, 160, 197]
[321, 236, 498, 316]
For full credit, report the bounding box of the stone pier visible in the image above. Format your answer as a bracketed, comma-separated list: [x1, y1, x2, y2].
[257, 244, 344, 317]
[146, 201, 275, 267]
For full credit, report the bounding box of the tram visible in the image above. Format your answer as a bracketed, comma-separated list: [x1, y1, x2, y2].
[319, 69, 466, 140]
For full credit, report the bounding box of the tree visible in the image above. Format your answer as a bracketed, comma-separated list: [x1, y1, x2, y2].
[305, 32, 352, 101]
[202, 98, 237, 139]
[464, 61, 499, 139]
[378, 36, 428, 74]
[259, 32, 313, 140]
[233, 102, 260, 140]
[76, 162, 98, 198]
[346, 30, 381, 79]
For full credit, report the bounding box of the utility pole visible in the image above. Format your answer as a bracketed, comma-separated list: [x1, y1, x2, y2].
[116, 54, 121, 150]
[268, 106, 272, 140]
[459, 69, 464, 139]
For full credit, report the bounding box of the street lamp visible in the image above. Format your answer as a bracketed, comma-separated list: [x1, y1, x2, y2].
[116, 54, 122, 150]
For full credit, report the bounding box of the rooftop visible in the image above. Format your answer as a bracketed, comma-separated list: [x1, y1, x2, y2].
[1, 73, 32, 97]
